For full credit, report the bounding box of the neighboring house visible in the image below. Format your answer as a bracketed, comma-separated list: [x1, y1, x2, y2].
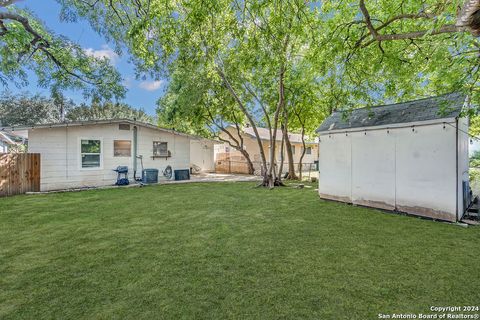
[1, 119, 217, 191]
[217, 126, 319, 170]
[316, 93, 470, 222]
[0, 131, 26, 152]
[0, 132, 15, 153]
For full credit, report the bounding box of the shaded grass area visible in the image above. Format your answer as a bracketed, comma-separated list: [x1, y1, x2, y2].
[0, 182, 479, 319]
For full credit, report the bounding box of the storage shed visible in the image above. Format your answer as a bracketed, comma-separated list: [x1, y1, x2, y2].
[316, 93, 470, 222]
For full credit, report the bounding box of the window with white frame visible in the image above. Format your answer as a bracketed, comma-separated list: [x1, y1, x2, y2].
[305, 146, 312, 155]
[292, 145, 295, 154]
[81, 139, 101, 168]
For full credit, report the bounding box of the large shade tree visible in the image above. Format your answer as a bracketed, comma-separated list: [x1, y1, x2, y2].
[57, 0, 327, 187]
[157, 65, 257, 174]
[50, 0, 480, 186]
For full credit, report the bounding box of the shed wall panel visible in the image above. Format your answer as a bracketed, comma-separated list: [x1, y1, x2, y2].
[394, 124, 457, 220]
[318, 134, 351, 202]
[351, 131, 395, 210]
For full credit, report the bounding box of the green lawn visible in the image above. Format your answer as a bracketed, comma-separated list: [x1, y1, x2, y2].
[1, 182, 479, 319]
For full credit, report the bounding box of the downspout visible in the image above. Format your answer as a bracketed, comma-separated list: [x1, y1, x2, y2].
[455, 117, 459, 222]
[133, 125, 138, 180]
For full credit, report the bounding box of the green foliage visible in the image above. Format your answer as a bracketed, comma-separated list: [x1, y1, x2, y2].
[0, 91, 153, 126]
[58, 1, 332, 138]
[0, 4, 125, 100]
[67, 101, 154, 123]
[0, 91, 71, 126]
[54, 0, 480, 141]
[324, 0, 480, 109]
[470, 149, 480, 167]
[470, 115, 480, 137]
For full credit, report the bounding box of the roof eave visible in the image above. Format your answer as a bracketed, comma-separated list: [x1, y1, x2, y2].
[316, 117, 458, 135]
[0, 119, 214, 141]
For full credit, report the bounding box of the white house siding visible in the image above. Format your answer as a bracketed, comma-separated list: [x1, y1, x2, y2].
[190, 139, 215, 172]
[135, 125, 190, 177]
[28, 123, 191, 191]
[319, 121, 460, 222]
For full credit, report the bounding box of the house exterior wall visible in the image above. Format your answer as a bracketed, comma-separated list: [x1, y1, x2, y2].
[218, 127, 318, 167]
[28, 123, 190, 191]
[319, 121, 461, 222]
[190, 139, 215, 172]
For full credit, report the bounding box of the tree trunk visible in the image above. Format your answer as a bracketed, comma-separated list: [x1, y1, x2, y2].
[209, 112, 256, 175]
[282, 108, 297, 180]
[277, 125, 285, 178]
[283, 129, 297, 180]
[266, 63, 287, 188]
[298, 126, 306, 181]
[240, 149, 255, 175]
[215, 67, 270, 184]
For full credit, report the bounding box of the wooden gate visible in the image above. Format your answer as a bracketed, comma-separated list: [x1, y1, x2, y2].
[0, 153, 40, 197]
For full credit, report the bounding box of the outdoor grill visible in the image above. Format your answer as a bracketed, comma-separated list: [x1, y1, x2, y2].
[113, 166, 129, 186]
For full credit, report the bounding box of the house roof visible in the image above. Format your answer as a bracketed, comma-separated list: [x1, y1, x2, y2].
[242, 126, 318, 144]
[316, 93, 466, 133]
[0, 131, 16, 145]
[0, 119, 219, 143]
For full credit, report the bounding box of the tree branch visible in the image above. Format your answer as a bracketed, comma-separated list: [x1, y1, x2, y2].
[0, 12, 101, 86]
[0, 0, 19, 7]
[357, 0, 467, 47]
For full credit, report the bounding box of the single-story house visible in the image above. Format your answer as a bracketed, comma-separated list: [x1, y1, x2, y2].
[1, 119, 217, 191]
[316, 93, 470, 222]
[217, 126, 319, 171]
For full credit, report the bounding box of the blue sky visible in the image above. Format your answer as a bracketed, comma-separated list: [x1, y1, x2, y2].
[7, 0, 165, 116]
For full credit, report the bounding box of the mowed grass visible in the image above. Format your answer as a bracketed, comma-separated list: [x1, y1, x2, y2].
[0, 182, 479, 320]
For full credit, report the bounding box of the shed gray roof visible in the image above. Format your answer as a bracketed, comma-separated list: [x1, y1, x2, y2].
[316, 93, 466, 133]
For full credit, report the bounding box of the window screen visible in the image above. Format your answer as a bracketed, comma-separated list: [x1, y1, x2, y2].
[114, 140, 131, 157]
[153, 141, 168, 156]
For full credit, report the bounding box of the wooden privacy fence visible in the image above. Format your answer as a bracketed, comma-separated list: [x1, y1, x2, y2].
[0, 153, 40, 197]
[215, 152, 257, 174]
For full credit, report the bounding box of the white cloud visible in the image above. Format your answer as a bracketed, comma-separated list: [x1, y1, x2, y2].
[138, 80, 164, 91]
[84, 45, 119, 64]
[122, 77, 134, 89]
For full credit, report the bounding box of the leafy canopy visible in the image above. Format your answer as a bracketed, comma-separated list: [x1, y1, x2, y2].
[0, 3, 125, 100]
